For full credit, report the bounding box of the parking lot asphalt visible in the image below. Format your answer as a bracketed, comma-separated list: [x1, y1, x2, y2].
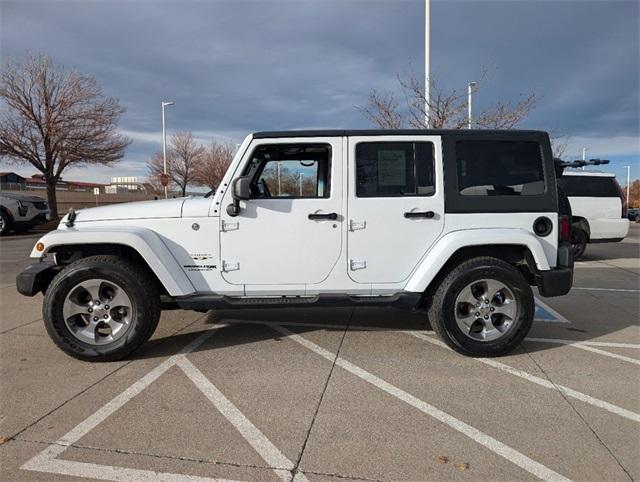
[1, 225, 638, 481]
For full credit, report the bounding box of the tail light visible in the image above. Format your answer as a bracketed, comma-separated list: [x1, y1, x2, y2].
[613, 178, 628, 218]
[559, 215, 571, 241]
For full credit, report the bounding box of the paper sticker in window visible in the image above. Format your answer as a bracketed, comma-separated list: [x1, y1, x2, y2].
[377, 150, 406, 186]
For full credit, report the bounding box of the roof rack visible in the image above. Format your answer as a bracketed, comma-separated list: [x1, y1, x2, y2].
[553, 158, 610, 176]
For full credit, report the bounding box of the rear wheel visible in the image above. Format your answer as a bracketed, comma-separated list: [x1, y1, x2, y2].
[570, 228, 588, 259]
[428, 257, 534, 357]
[43, 255, 161, 361]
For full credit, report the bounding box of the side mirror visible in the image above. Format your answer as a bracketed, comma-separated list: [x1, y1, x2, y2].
[227, 176, 251, 217]
[233, 176, 251, 200]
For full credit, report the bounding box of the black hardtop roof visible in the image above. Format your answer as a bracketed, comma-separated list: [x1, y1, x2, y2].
[252, 129, 548, 139]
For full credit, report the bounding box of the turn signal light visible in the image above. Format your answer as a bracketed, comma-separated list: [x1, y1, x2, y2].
[35, 242, 45, 252]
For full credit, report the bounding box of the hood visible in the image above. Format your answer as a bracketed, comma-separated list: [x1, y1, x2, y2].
[1, 192, 48, 203]
[73, 197, 186, 222]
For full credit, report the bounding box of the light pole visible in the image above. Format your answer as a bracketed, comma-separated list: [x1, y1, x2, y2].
[625, 165, 631, 207]
[161, 101, 174, 199]
[424, 0, 430, 127]
[467, 81, 476, 129]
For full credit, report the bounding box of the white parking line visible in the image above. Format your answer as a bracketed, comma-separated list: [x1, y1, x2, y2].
[572, 287, 639, 293]
[267, 323, 570, 482]
[525, 338, 640, 365]
[525, 338, 640, 349]
[23, 453, 240, 482]
[225, 320, 640, 423]
[22, 325, 303, 482]
[409, 332, 640, 423]
[22, 328, 223, 480]
[226, 319, 639, 350]
[176, 357, 301, 482]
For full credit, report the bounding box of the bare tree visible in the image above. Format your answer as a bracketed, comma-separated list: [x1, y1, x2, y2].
[0, 54, 130, 217]
[147, 131, 204, 196]
[193, 141, 235, 192]
[548, 132, 570, 158]
[356, 69, 538, 130]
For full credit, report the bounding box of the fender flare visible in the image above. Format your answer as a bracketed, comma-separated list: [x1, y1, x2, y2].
[30, 227, 196, 296]
[404, 228, 552, 293]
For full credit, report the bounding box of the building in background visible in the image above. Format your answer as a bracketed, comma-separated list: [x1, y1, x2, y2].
[106, 176, 147, 193]
[0, 172, 107, 193]
[0, 172, 25, 191]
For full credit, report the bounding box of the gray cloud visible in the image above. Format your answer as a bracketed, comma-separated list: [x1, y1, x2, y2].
[1, 0, 638, 182]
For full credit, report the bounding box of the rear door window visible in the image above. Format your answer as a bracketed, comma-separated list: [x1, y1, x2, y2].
[355, 142, 435, 197]
[558, 175, 619, 197]
[456, 140, 545, 196]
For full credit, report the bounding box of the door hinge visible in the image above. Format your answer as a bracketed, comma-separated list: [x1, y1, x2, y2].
[349, 220, 366, 231]
[221, 220, 239, 232]
[222, 260, 240, 272]
[349, 259, 367, 271]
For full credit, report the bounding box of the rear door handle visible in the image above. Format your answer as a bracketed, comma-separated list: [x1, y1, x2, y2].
[308, 212, 338, 220]
[404, 211, 435, 219]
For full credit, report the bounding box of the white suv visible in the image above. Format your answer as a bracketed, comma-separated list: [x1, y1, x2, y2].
[558, 170, 629, 258]
[0, 192, 50, 235]
[17, 130, 574, 361]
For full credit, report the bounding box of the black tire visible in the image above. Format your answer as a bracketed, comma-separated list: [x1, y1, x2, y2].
[428, 257, 534, 357]
[570, 228, 588, 259]
[0, 211, 11, 236]
[43, 255, 161, 362]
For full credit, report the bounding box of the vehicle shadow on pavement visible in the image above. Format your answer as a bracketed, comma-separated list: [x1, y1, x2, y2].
[133, 307, 423, 360]
[130, 304, 637, 361]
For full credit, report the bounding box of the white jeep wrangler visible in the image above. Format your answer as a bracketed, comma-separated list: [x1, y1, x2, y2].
[17, 130, 574, 361]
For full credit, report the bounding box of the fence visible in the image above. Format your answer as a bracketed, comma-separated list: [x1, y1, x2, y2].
[1, 187, 159, 215]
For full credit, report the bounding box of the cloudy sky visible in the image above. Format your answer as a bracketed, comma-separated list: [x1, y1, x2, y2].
[1, 0, 638, 184]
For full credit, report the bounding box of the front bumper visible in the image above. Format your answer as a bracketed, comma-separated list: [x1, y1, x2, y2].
[16, 261, 60, 296]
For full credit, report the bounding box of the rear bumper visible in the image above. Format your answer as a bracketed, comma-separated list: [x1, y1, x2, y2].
[536, 267, 573, 297]
[588, 218, 629, 241]
[535, 243, 573, 297]
[16, 261, 60, 296]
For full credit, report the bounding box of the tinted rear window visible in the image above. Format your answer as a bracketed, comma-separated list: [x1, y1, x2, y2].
[456, 140, 545, 196]
[558, 176, 619, 197]
[355, 142, 435, 197]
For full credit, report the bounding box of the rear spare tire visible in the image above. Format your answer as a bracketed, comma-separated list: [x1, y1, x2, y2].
[428, 257, 534, 357]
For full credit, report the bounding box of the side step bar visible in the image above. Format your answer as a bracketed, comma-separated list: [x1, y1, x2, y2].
[172, 293, 422, 311]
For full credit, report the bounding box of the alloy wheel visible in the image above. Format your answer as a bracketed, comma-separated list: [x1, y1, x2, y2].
[62, 279, 133, 345]
[454, 279, 517, 342]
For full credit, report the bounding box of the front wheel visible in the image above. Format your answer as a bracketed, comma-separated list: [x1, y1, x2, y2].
[0, 211, 11, 236]
[43, 255, 161, 361]
[428, 257, 534, 357]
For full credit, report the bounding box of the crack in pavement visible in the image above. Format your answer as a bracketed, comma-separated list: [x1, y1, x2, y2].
[525, 351, 634, 481]
[10, 437, 291, 473]
[286, 307, 354, 481]
[0, 317, 42, 335]
[8, 437, 386, 482]
[2, 313, 209, 444]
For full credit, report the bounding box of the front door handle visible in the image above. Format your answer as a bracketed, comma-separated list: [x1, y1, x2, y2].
[308, 212, 338, 221]
[404, 211, 435, 219]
